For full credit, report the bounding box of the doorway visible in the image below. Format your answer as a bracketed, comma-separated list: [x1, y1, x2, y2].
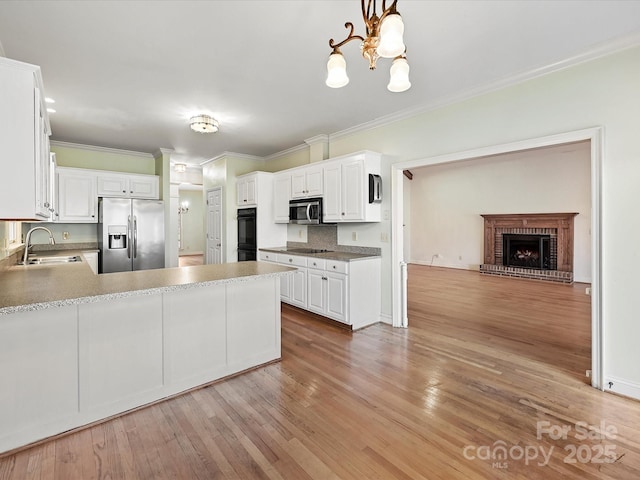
[391, 128, 603, 389]
[206, 187, 223, 264]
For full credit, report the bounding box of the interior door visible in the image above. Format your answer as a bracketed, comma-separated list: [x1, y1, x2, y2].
[206, 187, 223, 264]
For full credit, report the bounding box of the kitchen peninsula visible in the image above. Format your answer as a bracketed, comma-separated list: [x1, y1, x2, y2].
[0, 257, 292, 454]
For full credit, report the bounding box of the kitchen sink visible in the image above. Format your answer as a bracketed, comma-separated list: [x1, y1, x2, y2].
[21, 255, 82, 265]
[286, 248, 334, 254]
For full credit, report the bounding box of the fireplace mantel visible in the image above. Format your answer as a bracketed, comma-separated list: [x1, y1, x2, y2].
[481, 213, 578, 272]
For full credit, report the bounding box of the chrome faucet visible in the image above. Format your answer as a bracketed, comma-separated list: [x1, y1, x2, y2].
[22, 226, 56, 264]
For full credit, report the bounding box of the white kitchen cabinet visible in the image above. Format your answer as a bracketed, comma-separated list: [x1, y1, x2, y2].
[323, 151, 382, 223]
[260, 250, 381, 328]
[291, 164, 323, 198]
[82, 251, 98, 274]
[97, 172, 159, 199]
[236, 174, 257, 206]
[56, 167, 98, 223]
[0, 57, 53, 220]
[307, 261, 347, 323]
[273, 172, 291, 223]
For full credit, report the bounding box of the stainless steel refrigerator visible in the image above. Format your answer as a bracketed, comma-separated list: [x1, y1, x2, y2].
[98, 197, 165, 273]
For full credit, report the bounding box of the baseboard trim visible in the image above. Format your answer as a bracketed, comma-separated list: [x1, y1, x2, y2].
[604, 375, 640, 401]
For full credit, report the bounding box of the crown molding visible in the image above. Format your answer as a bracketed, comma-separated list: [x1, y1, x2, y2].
[304, 134, 329, 146]
[51, 140, 154, 159]
[263, 142, 308, 162]
[330, 32, 640, 141]
[199, 151, 264, 166]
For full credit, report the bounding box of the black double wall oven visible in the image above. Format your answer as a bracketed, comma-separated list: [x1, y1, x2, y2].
[237, 207, 257, 261]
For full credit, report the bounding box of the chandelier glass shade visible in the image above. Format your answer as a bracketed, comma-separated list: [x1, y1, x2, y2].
[326, 0, 410, 92]
[190, 115, 219, 133]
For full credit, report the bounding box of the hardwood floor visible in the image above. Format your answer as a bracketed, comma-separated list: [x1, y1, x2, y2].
[1, 265, 639, 479]
[178, 254, 204, 267]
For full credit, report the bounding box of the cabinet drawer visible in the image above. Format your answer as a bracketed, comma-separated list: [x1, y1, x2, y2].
[326, 260, 348, 274]
[307, 258, 326, 270]
[277, 254, 307, 267]
[259, 251, 277, 262]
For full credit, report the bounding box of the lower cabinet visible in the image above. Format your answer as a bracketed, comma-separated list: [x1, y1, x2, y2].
[0, 275, 282, 454]
[307, 268, 347, 323]
[260, 251, 380, 328]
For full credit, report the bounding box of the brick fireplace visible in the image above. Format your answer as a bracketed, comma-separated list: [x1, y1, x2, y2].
[479, 213, 578, 283]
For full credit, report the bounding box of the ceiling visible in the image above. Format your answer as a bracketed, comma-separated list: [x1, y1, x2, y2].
[1, 1, 640, 166]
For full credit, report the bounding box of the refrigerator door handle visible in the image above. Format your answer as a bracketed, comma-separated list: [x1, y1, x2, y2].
[133, 215, 138, 258]
[127, 215, 132, 259]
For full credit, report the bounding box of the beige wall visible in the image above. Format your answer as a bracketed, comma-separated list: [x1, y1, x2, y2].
[265, 46, 640, 393]
[51, 143, 155, 174]
[408, 141, 591, 282]
[178, 189, 205, 255]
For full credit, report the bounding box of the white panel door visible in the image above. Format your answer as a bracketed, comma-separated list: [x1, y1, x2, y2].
[206, 187, 223, 264]
[56, 170, 97, 222]
[306, 269, 325, 315]
[290, 268, 307, 308]
[326, 272, 347, 323]
[305, 166, 324, 196]
[342, 159, 364, 221]
[323, 163, 341, 222]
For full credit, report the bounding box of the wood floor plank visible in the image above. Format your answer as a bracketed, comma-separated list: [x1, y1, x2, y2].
[1, 265, 639, 479]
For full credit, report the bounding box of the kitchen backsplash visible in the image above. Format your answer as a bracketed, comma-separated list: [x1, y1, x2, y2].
[287, 225, 381, 256]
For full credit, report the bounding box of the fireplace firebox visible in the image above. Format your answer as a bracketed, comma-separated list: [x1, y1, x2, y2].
[502, 234, 551, 270]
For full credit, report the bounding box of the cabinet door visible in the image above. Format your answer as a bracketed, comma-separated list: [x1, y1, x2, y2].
[34, 87, 52, 219]
[129, 175, 159, 199]
[290, 171, 307, 198]
[236, 179, 247, 206]
[323, 163, 342, 222]
[306, 269, 325, 315]
[246, 176, 257, 205]
[274, 173, 291, 223]
[57, 171, 97, 223]
[326, 272, 348, 323]
[290, 268, 307, 308]
[97, 175, 128, 197]
[342, 159, 365, 221]
[305, 166, 324, 196]
[280, 272, 292, 303]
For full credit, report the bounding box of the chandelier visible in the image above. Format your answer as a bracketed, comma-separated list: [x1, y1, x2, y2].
[326, 0, 410, 92]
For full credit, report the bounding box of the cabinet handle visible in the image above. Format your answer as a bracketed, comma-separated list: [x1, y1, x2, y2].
[44, 202, 50, 208]
[123, 190, 126, 193]
[341, 212, 345, 216]
[289, 259, 293, 263]
[322, 276, 328, 280]
[130, 190, 133, 194]
[332, 265, 336, 269]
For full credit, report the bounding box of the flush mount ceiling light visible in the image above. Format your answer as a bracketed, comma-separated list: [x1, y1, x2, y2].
[174, 163, 187, 173]
[326, 0, 410, 92]
[190, 114, 219, 133]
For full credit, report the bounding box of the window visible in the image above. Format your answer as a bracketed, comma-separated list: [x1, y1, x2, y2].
[8, 221, 20, 245]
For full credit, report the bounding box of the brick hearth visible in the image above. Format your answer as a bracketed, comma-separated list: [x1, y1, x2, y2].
[479, 213, 578, 283]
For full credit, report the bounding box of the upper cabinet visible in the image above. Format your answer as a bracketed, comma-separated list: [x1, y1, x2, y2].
[291, 164, 323, 198]
[0, 57, 53, 220]
[97, 172, 159, 199]
[236, 173, 257, 206]
[273, 172, 291, 223]
[56, 168, 98, 223]
[323, 151, 382, 223]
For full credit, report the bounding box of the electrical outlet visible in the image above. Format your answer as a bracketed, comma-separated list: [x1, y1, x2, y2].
[298, 229, 303, 238]
[585, 287, 591, 296]
[383, 210, 390, 220]
[435, 253, 443, 259]
[352, 231, 358, 241]
[458, 255, 463, 261]
[63, 231, 69, 240]
[381, 232, 389, 243]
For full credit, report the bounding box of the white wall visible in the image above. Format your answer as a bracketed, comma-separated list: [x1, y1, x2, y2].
[408, 142, 591, 282]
